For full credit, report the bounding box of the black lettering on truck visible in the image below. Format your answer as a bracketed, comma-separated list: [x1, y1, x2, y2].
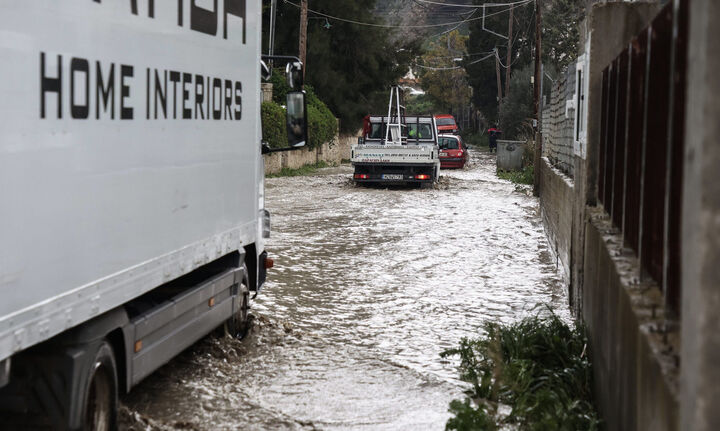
[96, 62, 115, 119]
[40, 53, 62, 119]
[120, 65, 133, 120]
[92, 0, 246, 44]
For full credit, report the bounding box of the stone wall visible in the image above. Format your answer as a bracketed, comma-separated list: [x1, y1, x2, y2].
[542, 66, 576, 178]
[263, 132, 358, 175]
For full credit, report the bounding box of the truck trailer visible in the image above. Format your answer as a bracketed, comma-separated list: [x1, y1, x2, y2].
[0, 2, 307, 429]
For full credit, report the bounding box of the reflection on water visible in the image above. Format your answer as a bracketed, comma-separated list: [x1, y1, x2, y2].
[121, 151, 568, 430]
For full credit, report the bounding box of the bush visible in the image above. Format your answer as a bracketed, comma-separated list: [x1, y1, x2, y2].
[461, 130, 488, 148]
[442, 310, 600, 431]
[497, 165, 534, 185]
[261, 101, 287, 149]
[265, 72, 338, 150]
[305, 85, 338, 149]
[270, 69, 291, 105]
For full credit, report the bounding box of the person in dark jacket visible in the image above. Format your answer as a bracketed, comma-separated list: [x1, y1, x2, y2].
[488, 126, 501, 153]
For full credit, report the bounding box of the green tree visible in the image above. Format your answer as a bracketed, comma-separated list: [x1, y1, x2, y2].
[498, 64, 534, 140]
[465, 0, 536, 123]
[415, 31, 472, 114]
[464, 0, 584, 123]
[544, 0, 585, 69]
[266, 0, 421, 133]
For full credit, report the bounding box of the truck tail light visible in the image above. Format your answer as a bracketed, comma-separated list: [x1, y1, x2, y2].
[354, 174, 369, 179]
[415, 174, 430, 180]
[264, 257, 274, 269]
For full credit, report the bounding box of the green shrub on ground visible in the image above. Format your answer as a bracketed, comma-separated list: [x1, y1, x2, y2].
[442, 310, 600, 431]
[497, 165, 534, 185]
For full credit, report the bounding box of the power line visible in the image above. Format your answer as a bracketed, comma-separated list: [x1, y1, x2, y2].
[415, 52, 495, 69]
[426, 8, 479, 38]
[282, 0, 532, 29]
[414, 0, 533, 9]
[414, 64, 463, 70]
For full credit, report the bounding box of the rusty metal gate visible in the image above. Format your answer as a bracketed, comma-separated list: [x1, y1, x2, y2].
[596, 0, 688, 316]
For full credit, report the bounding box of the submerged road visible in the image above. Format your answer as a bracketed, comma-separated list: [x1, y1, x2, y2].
[121, 150, 569, 430]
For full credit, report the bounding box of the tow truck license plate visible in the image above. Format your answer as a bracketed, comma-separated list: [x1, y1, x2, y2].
[382, 174, 403, 180]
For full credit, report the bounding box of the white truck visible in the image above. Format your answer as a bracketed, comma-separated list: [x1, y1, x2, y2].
[351, 85, 439, 186]
[0, 2, 307, 429]
[351, 115, 440, 186]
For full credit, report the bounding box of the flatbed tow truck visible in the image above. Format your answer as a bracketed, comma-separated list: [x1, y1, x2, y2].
[351, 86, 440, 186]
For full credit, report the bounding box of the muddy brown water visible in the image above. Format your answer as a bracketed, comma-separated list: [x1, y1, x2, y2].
[121, 151, 569, 430]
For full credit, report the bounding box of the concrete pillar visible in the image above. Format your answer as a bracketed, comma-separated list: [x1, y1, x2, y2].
[261, 83, 273, 103]
[680, 1, 720, 429]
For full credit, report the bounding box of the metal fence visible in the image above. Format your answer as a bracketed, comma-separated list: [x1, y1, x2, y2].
[597, 0, 687, 316]
[542, 64, 576, 178]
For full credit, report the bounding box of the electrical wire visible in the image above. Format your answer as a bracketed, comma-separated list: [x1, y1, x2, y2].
[414, 64, 463, 70]
[414, 0, 533, 9]
[426, 8, 478, 38]
[414, 51, 495, 70]
[282, 0, 532, 29]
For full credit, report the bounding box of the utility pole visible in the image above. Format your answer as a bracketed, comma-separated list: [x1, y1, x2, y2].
[533, 0, 543, 196]
[268, 0, 277, 67]
[495, 47, 503, 112]
[505, 5, 513, 100]
[299, 0, 308, 80]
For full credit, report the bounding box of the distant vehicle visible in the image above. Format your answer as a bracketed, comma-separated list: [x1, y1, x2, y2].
[438, 135, 469, 169]
[352, 86, 440, 186]
[434, 114, 459, 134]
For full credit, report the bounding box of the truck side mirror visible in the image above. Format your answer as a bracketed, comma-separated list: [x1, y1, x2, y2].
[286, 61, 304, 89]
[357, 137, 365, 145]
[286, 91, 307, 148]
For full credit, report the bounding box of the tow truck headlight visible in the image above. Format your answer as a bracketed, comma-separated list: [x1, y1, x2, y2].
[262, 209, 271, 238]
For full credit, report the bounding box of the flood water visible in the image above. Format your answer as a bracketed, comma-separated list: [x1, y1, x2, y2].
[121, 150, 569, 430]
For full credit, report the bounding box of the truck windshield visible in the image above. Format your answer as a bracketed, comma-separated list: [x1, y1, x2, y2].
[369, 123, 385, 139]
[438, 137, 459, 149]
[407, 124, 433, 139]
[436, 118, 456, 126]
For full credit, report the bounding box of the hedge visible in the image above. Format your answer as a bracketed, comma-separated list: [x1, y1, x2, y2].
[262, 74, 337, 150]
[261, 101, 287, 149]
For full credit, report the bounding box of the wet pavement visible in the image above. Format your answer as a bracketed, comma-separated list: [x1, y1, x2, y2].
[121, 150, 569, 430]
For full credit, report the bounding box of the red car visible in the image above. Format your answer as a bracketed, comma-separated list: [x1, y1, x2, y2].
[435, 114, 459, 134]
[438, 134, 469, 169]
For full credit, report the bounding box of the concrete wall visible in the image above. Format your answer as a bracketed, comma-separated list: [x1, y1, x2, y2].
[539, 157, 574, 291]
[263, 132, 357, 175]
[583, 208, 680, 431]
[680, 1, 720, 429]
[540, 1, 720, 429]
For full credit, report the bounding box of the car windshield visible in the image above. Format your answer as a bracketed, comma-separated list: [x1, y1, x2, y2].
[438, 137, 459, 149]
[436, 118, 456, 126]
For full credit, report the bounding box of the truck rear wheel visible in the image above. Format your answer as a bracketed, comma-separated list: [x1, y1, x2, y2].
[225, 265, 251, 339]
[82, 341, 117, 431]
